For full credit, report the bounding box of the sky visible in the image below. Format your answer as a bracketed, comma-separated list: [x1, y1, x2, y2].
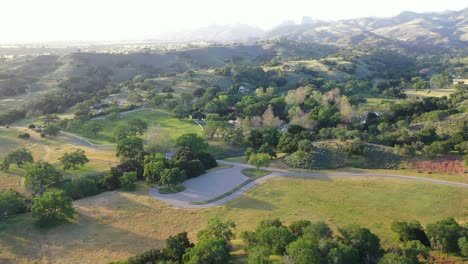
[0, 0, 466, 43]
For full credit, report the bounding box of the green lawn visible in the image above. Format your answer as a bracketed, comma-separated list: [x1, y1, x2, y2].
[0, 128, 26, 157]
[241, 168, 271, 179]
[405, 88, 456, 98]
[224, 156, 248, 164]
[71, 109, 202, 145]
[0, 178, 466, 263]
[221, 177, 467, 246]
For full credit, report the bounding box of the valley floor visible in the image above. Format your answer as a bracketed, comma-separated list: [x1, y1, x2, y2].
[1, 170, 467, 263]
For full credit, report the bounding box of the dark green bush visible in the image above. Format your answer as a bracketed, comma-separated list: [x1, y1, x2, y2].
[0, 190, 27, 216]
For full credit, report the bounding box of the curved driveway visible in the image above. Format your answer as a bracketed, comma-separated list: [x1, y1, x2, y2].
[149, 161, 468, 209]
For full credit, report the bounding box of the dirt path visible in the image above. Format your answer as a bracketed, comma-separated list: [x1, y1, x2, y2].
[148, 161, 468, 209]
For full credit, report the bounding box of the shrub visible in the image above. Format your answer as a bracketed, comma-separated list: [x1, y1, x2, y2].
[182, 238, 230, 264]
[0, 190, 27, 216]
[32, 190, 75, 227]
[248, 246, 271, 264]
[459, 236, 468, 257]
[391, 220, 430, 246]
[98, 168, 122, 190]
[248, 153, 271, 169]
[196, 152, 217, 170]
[17, 133, 30, 139]
[120, 172, 137, 191]
[62, 175, 102, 200]
[127, 249, 167, 264]
[257, 226, 296, 255]
[426, 218, 464, 253]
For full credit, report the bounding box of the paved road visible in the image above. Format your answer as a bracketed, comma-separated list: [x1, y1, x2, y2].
[148, 161, 468, 209]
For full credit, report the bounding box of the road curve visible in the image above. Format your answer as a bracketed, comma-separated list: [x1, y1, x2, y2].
[148, 161, 467, 209]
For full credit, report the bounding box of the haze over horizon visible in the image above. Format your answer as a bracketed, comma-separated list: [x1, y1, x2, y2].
[1, 0, 467, 44]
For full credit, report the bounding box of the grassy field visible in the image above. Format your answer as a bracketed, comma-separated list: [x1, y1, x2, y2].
[0, 127, 117, 194]
[405, 88, 456, 98]
[0, 177, 466, 263]
[72, 109, 202, 145]
[241, 168, 271, 179]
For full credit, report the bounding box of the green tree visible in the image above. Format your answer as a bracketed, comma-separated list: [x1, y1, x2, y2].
[116, 137, 144, 159]
[248, 246, 271, 264]
[0, 147, 33, 171]
[25, 161, 62, 195]
[284, 237, 321, 264]
[0, 190, 26, 216]
[289, 220, 312, 237]
[431, 72, 453, 88]
[43, 124, 60, 136]
[401, 240, 429, 263]
[143, 160, 167, 184]
[120, 172, 137, 191]
[378, 253, 412, 264]
[127, 92, 143, 105]
[127, 118, 148, 136]
[248, 153, 271, 169]
[32, 190, 75, 227]
[259, 143, 277, 159]
[163, 232, 194, 262]
[198, 217, 236, 242]
[106, 105, 120, 121]
[459, 236, 468, 257]
[391, 220, 430, 246]
[258, 226, 296, 255]
[160, 168, 186, 189]
[82, 122, 103, 136]
[338, 225, 382, 264]
[183, 238, 230, 264]
[59, 149, 89, 170]
[426, 218, 464, 253]
[113, 118, 148, 141]
[303, 221, 333, 240]
[328, 244, 360, 264]
[175, 133, 208, 152]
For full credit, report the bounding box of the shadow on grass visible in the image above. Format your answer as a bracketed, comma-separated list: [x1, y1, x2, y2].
[228, 196, 276, 211]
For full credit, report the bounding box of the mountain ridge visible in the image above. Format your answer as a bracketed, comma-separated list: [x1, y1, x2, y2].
[149, 8, 468, 48]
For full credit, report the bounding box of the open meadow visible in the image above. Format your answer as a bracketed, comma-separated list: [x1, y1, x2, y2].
[72, 109, 202, 145]
[0, 176, 466, 263]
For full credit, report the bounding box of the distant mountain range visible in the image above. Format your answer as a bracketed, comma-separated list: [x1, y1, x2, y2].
[151, 8, 468, 47]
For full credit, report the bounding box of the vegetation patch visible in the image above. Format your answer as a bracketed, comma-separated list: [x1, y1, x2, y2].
[241, 168, 271, 179]
[410, 157, 465, 174]
[284, 141, 402, 170]
[284, 145, 346, 169]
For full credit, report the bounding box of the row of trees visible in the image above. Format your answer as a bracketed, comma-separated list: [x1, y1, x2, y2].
[120, 217, 468, 264]
[0, 147, 90, 225]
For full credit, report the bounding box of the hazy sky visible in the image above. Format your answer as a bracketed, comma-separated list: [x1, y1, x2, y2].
[1, 0, 466, 43]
